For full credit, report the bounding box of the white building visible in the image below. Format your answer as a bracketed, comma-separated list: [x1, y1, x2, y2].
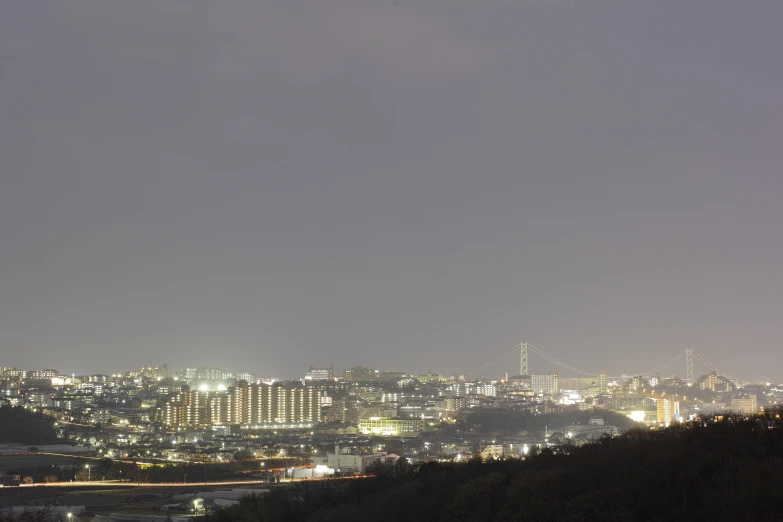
[313, 446, 393, 474]
[474, 384, 497, 397]
[305, 366, 334, 381]
[531, 373, 559, 395]
[731, 395, 758, 414]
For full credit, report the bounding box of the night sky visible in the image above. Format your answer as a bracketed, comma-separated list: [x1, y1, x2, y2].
[1, 1, 781, 381]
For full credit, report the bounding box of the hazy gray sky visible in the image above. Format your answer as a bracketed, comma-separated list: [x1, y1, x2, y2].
[1, 1, 781, 381]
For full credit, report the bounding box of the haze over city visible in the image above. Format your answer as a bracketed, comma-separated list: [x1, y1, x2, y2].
[1, 1, 782, 381]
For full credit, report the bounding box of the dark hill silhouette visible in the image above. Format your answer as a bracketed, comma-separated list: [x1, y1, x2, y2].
[0, 406, 59, 445]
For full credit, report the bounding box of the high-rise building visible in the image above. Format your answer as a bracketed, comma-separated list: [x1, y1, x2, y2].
[157, 382, 322, 429]
[656, 396, 679, 426]
[531, 372, 559, 395]
[185, 388, 210, 426]
[599, 370, 608, 393]
[162, 402, 181, 427]
[211, 393, 229, 424]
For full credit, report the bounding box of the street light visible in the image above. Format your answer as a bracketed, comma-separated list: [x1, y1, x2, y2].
[85, 464, 91, 482]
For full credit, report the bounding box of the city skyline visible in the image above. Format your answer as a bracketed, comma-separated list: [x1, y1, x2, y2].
[2, 1, 782, 381]
[0, 345, 763, 387]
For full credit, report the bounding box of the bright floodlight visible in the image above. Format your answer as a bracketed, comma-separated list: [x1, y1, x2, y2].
[217, 384, 227, 391]
[199, 384, 209, 392]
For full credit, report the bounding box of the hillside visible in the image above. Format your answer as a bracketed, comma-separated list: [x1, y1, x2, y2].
[206, 410, 783, 522]
[0, 406, 59, 446]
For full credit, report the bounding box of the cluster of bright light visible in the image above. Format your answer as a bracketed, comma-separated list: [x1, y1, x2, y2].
[627, 411, 646, 422]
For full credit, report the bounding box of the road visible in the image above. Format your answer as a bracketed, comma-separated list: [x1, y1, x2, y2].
[0, 475, 371, 489]
[0, 479, 283, 488]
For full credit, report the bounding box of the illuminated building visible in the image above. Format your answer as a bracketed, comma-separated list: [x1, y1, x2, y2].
[185, 388, 210, 426]
[180, 368, 198, 379]
[343, 366, 379, 382]
[158, 382, 322, 429]
[313, 445, 391, 473]
[305, 365, 334, 381]
[29, 369, 59, 379]
[210, 393, 228, 424]
[358, 417, 425, 436]
[435, 397, 466, 412]
[656, 396, 679, 426]
[474, 384, 497, 397]
[731, 395, 758, 414]
[324, 399, 362, 424]
[162, 402, 181, 427]
[629, 376, 644, 391]
[695, 371, 735, 392]
[342, 366, 405, 383]
[531, 372, 559, 395]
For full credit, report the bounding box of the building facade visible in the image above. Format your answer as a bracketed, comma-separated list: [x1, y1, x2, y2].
[731, 395, 758, 414]
[157, 383, 322, 429]
[306, 366, 334, 381]
[358, 417, 425, 436]
[531, 373, 559, 395]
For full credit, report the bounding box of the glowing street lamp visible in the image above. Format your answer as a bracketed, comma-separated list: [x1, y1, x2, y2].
[85, 464, 91, 482]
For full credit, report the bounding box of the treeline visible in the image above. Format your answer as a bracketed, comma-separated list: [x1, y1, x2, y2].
[0, 406, 59, 445]
[438, 408, 641, 438]
[206, 410, 783, 521]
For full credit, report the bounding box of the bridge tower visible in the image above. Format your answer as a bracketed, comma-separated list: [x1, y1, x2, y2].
[685, 348, 693, 383]
[519, 342, 528, 376]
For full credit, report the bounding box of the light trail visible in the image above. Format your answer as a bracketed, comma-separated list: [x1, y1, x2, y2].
[0, 475, 372, 489]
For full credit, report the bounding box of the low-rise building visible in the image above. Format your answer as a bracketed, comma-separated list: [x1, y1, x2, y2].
[359, 417, 425, 436]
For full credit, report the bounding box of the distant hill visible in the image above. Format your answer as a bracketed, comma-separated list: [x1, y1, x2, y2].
[437, 408, 643, 438]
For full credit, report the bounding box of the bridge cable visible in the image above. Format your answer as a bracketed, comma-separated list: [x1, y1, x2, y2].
[693, 351, 742, 384]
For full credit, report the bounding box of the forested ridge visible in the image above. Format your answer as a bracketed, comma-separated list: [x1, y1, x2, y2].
[207, 410, 783, 522]
[0, 406, 59, 445]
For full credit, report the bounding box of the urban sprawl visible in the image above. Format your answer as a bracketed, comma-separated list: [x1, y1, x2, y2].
[1, 357, 776, 482]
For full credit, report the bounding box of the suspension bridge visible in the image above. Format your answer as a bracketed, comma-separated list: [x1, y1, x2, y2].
[466, 342, 742, 384]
